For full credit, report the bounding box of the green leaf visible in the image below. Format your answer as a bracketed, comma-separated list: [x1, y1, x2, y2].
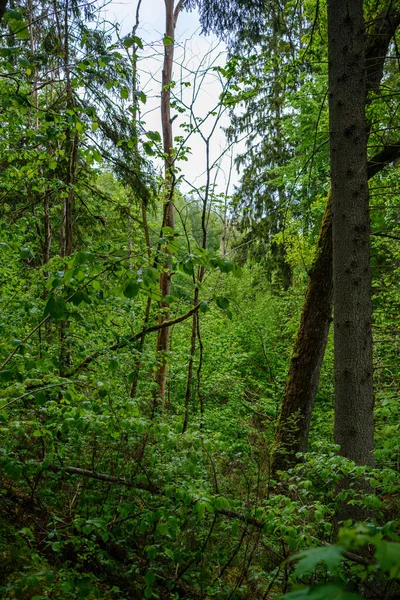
[143, 142, 155, 156]
[200, 301, 210, 313]
[144, 570, 156, 586]
[20, 247, 31, 259]
[157, 522, 169, 536]
[123, 35, 143, 49]
[375, 540, 400, 578]
[10, 20, 29, 40]
[145, 545, 158, 560]
[293, 545, 345, 577]
[123, 280, 140, 299]
[134, 90, 147, 103]
[71, 291, 85, 306]
[44, 295, 67, 320]
[120, 87, 129, 100]
[146, 130, 161, 142]
[144, 267, 159, 282]
[164, 547, 174, 561]
[109, 358, 119, 372]
[195, 501, 206, 519]
[283, 584, 362, 600]
[216, 297, 229, 310]
[0, 370, 13, 382]
[220, 259, 234, 273]
[163, 35, 174, 46]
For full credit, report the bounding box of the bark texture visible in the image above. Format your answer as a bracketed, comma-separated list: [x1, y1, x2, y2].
[0, 0, 7, 21]
[272, 3, 400, 473]
[328, 0, 374, 466]
[273, 191, 333, 471]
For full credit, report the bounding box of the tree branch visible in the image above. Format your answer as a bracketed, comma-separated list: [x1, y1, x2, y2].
[47, 464, 158, 492]
[365, 3, 400, 93]
[70, 301, 204, 375]
[367, 141, 400, 178]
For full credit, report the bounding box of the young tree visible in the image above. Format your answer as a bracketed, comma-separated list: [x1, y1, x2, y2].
[154, 0, 185, 403]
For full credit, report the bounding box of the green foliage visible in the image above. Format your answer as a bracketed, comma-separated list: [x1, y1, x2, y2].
[0, 0, 399, 598]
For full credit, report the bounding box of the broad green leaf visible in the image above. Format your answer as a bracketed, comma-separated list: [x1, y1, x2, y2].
[163, 35, 174, 46]
[375, 540, 400, 578]
[143, 142, 155, 156]
[283, 584, 362, 600]
[44, 295, 67, 320]
[294, 545, 345, 577]
[216, 297, 229, 310]
[144, 570, 156, 585]
[157, 522, 169, 536]
[200, 301, 210, 313]
[145, 545, 158, 560]
[123, 281, 140, 299]
[120, 87, 129, 100]
[146, 130, 161, 142]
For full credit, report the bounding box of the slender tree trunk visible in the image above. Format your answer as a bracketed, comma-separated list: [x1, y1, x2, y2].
[182, 290, 198, 433]
[328, 0, 374, 467]
[59, 0, 78, 376]
[154, 0, 184, 403]
[272, 5, 400, 473]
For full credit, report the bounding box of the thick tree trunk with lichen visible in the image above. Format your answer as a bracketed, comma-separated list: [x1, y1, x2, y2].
[272, 191, 333, 472]
[272, 3, 400, 474]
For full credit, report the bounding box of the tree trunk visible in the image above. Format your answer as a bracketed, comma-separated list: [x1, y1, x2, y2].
[328, 0, 374, 467]
[272, 191, 333, 472]
[0, 0, 7, 21]
[59, 0, 78, 376]
[272, 4, 400, 473]
[154, 0, 183, 403]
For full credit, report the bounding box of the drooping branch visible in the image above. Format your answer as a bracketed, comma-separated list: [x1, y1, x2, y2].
[365, 4, 400, 94]
[367, 141, 400, 178]
[47, 464, 157, 492]
[70, 301, 204, 375]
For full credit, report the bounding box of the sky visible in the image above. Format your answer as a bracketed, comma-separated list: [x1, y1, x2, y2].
[102, 0, 241, 196]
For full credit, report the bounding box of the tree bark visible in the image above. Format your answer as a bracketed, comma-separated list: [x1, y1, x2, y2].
[328, 0, 373, 467]
[0, 0, 7, 21]
[272, 190, 333, 471]
[272, 4, 400, 473]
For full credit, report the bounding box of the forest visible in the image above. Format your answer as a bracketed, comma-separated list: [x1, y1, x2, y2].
[0, 0, 400, 598]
